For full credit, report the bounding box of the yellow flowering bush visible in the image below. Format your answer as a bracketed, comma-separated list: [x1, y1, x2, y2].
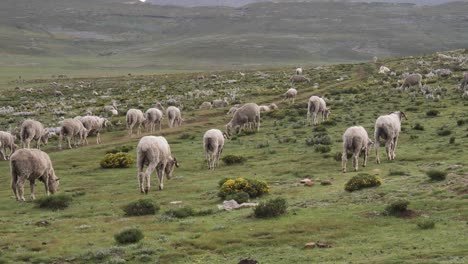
[344, 173, 381, 192]
[218, 178, 270, 199]
[100, 152, 134, 168]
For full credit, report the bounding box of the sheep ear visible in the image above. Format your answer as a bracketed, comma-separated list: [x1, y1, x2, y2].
[401, 111, 408, 120]
[174, 157, 179, 168]
[55, 178, 60, 181]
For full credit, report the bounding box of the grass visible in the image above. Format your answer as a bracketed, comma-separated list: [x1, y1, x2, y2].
[0, 50, 467, 263]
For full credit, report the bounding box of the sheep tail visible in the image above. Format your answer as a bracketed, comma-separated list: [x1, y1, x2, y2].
[205, 138, 214, 152]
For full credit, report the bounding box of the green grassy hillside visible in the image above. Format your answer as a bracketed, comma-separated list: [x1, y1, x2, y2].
[0, 50, 467, 263]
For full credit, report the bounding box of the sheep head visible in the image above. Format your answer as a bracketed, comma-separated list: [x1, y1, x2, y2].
[324, 109, 331, 119]
[41, 131, 50, 145]
[165, 157, 179, 179]
[48, 175, 60, 194]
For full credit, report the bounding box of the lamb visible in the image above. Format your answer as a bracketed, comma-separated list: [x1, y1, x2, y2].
[126, 109, 145, 136]
[144, 108, 163, 133]
[10, 149, 60, 201]
[342, 126, 373, 173]
[166, 106, 183, 128]
[225, 103, 260, 137]
[0, 131, 17, 160]
[212, 98, 229, 108]
[20, 119, 49, 149]
[79, 116, 110, 144]
[400, 73, 422, 90]
[199, 102, 212, 110]
[259, 105, 270, 112]
[136, 136, 179, 193]
[227, 104, 240, 115]
[59, 118, 88, 149]
[307, 96, 330, 126]
[379, 66, 391, 74]
[284, 88, 298, 104]
[203, 129, 225, 170]
[296, 67, 303, 75]
[290, 75, 310, 83]
[374, 111, 407, 164]
[460, 72, 468, 90]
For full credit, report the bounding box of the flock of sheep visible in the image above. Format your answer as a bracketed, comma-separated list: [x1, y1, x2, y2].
[5, 55, 468, 201]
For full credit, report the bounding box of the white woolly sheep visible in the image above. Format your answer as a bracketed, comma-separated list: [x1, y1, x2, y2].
[290, 75, 310, 83]
[342, 126, 373, 173]
[80, 116, 110, 144]
[0, 131, 17, 160]
[225, 103, 260, 137]
[126, 109, 145, 136]
[144, 108, 163, 132]
[296, 67, 303, 75]
[379, 66, 391, 74]
[400, 74, 422, 90]
[20, 119, 49, 149]
[227, 104, 240, 115]
[269, 103, 278, 110]
[259, 105, 270, 112]
[59, 118, 88, 149]
[374, 111, 407, 164]
[284, 88, 298, 104]
[10, 148, 60, 201]
[307, 96, 330, 126]
[199, 102, 212, 110]
[136, 136, 179, 193]
[212, 98, 229, 108]
[203, 129, 225, 170]
[166, 106, 183, 128]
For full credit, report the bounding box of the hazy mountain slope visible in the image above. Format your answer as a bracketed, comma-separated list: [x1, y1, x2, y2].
[146, 0, 463, 6]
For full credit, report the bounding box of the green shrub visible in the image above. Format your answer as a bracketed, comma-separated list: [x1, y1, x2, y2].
[123, 199, 159, 216]
[165, 207, 194, 218]
[305, 133, 332, 146]
[226, 191, 249, 203]
[426, 110, 439, 117]
[344, 173, 382, 192]
[178, 133, 196, 140]
[34, 194, 72, 211]
[426, 170, 447, 181]
[384, 200, 409, 216]
[388, 169, 408, 176]
[218, 178, 270, 199]
[437, 129, 452, 136]
[456, 119, 466, 126]
[449, 136, 456, 144]
[100, 152, 134, 168]
[106, 145, 133, 154]
[222, 155, 246, 165]
[314, 145, 331, 153]
[114, 228, 144, 244]
[254, 197, 287, 218]
[417, 219, 436, 230]
[413, 123, 425, 131]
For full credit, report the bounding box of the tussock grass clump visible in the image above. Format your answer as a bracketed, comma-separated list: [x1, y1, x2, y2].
[123, 199, 159, 216]
[344, 173, 381, 192]
[449, 136, 456, 144]
[426, 109, 439, 117]
[314, 145, 332, 153]
[178, 133, 196, 140]
[426, 169, 447, 181]
[305, 133, 332, 146]
[437, 128, 452, 136]
[114, 228, 144, 244]
[106, 145, 133, 154]
[100, 152, 134, 168]
[35, 194, 72, 211]
[218, 178, 269, 199]
[222, 155, 246, 165]
[254, 197, 287, 218]
[412, 123, 425, 131]
[164, 207, 214, 218]
[226, 191, 250, 204]
[384, 200, 409, 216]
[388, 169, 408, 176]
[417, 219, 436, 230]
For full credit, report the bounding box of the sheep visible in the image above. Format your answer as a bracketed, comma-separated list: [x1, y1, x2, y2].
[225, 103, 260, 137]
[153, 102, 165, 111]
[290, 75, 310, 83]
[459, 72, 468, 90]
[203, 129, 225, 170]
[307, 96, 330, 126]
[374, 111, 407, 164]
[59, 118, 88, 149]
[379, 66, 391, 74]
[136, 136, 179, 193]
[227, 104, 240, 115]
[400, 74, 422, 90]
[10, 148, 60, 201]
[342, 126, 373, 173]
[166, 106, 183, 128]
[199, 102, 212, 110]
[212, 98, 229, 108]
[20, 119, 49, 149]
[296, 67, 303, 75]
[373, 56, 378, 63]
[269, 103, 278, 110]
[259, 105, 270, 112]
[79, 116, 110, 144]
[0, 131, 17, 160]
[126, 109, 145, 136]
[284, 88, 298, 104]
[144, 108, 163, 133]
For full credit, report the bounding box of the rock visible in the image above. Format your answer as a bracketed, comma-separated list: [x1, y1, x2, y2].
[321, 180, 332, 185]
[447, 165, 462, 170]
[169, 201, 182, 205]
[304, 242, 316, 248]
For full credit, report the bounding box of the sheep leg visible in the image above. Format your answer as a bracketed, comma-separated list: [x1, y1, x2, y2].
[353, 152, 359, 172]
[385, 140, 392, 161]
[157, 164, 165, 191]
[307, 111, 311, 126]
[313, 112, 318, 125]
[341, 151, 347, 173]
[375, 140, 380, 164]
[43, 177, 50, 196]
[363, 149, 368, 168]
[137, 159, 146, 193]
[137, 124, 141, 135]
[391, 136, 398, 160]
[144, 161, 157, 193]
[0, 149, 6, 160]
[11, 175, 18, 200]
[97, 132, 101, 144]
[30, 179, 36, 200]
[16, 179, 25, 201]
[67, 136, 72, 149]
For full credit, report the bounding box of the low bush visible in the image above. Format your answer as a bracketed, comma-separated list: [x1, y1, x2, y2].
[106, 145, 133, 154]
[413, 123, 425, 131]
[218, 178, 269, 199]
[314, 145, 331, 153]
[426, 110, 439, 117]
[222, 155, 246, 165]
[165, 207, 194, 218]
[178, 133, 196, 140]
[123, 199, 159, 216]
[426, 169, 447, 181]
[417, 219, 436, 230]
[34, 194, 73, 211]
[226, 191, 250, 203]
[344, 173, 382, 192]
[384, 200, 409, 216]
[305, 133, 332, 146]
[449, 136, 456, 144]
[437, 129, 452, 136]
[100, 152, 134, 168]
[254, 197, 287, 218]
[114, 228, 144, 244]
[456, 119, 466, 126]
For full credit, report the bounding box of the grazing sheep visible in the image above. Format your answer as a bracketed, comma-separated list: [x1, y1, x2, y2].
[290, 75, 310, 83]
[225, 103, 260, 137]
[212, 98, 229, 108]
[374, 111, 407, 164]
[10, 149, 60, 201]
[166, 106, 183, 128]
[0, 131, 17, 160]
[126, 109, 145, 136]
[227, 104, 240, 115]
[80, 116, 110, 144]
[144, 108, 163, 132]
[379, 66, 391, 74]
[459, 72, 468, 90]
[20, 119, 49, 149]
[199, 102, 212, 110]
[203, 129, 225, 170]
[284, 88, 298, 104]
[342, 126, 373, 173]
[373, 56, 378, 63]
[296, 67, 303, 75]
[59, 118, 88, 149]
[400, 74, 422, 90]
[269, 103, 278, 110]
[259, 105, 270, 112]
[136, 136, 179, 193]
[307, 96, 330, 126]
[153, 102, 165, 111]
